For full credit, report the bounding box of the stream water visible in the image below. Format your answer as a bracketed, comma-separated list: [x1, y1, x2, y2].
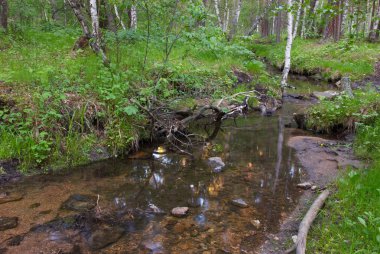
[0, 78, 329, 254]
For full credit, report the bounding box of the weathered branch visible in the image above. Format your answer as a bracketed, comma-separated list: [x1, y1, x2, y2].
[285, 189, 330, 254]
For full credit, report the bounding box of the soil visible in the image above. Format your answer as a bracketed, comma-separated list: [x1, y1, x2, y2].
[258, 135, 362, 254]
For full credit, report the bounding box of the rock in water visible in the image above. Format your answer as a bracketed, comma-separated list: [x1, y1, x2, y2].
[146, 204, 166, 215]
[0, 217, 18, 231]
[297, 182, 312, 190]
[87, 226, 124, 250]
[61, 194, 97, 212]
[312, 91, 340, 100]
[208, 157, 225, 172]
[171, 207, 189, 218]
[0, 192, 23, 204]
[231, 199, 249, 208]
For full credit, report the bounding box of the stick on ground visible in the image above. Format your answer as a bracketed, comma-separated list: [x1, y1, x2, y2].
[286, 189, 330, 254]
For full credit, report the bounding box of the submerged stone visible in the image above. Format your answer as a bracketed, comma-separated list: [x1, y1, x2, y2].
[0, 192, 23, 204]
[171, 207, 189, 218]
[297, 182, 312, 190]
[146, 203, 166, 214]
[61, 194, 97, 212]
[0, 217, 18, 231]
[231, 198, 249, 208]
[87, 226, 124, 250]
[208, 157, 225, 172]
[312, 91, 340, 100]
[6, 235, 24, 246]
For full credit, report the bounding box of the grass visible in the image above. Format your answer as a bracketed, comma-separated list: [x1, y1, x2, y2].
[0, 26, 278, 171]
[309, 166, 380, 253]
[251, 38, 380, 81]
[306, 89, 380, 133]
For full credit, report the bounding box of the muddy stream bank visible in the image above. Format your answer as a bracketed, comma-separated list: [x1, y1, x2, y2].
[0, 77, 360, 254]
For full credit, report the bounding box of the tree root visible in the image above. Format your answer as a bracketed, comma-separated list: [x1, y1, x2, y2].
[285, 189, 330, 254]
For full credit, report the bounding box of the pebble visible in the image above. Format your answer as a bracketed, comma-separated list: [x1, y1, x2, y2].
[231, 198, 249, 208]
[171, 207, 189, 218]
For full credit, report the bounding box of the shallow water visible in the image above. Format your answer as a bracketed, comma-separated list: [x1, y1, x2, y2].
[0, 90, 319, 253]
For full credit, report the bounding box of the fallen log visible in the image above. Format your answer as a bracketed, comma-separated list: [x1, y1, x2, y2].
[285, 189, 330, 254]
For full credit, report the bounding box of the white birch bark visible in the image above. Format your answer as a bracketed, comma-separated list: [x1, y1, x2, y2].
[89, 0, 108, 64]
[293, 0, 302, 38]
[214, 0, 223, 28]
[130, 5, 137, 30]
[114, 4, 126, 30]
[300, 6, 307, 38]
[223, 1, 230, 32]
[228, 0, 242, 39]
[281, 0, 294, 91]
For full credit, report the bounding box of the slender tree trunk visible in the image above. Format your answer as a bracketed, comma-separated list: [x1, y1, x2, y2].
[281, 0, 294, 92]
[369, 0, 378, 40]
[214, 0, 223, 28]
[0, 0, 8, 30]
[67, 0, 91, 36]
[130, 4, 137, 30]
[228, 0, 242, 40]
[293, 0, 303, 38]
[50, 0, 59, 21]
[89, 0, 109, 65]
[114, 5, 126, 30]
[300, 6, 307, 38]
[105, 1, 116, 32]
[223, 0, 229, 32]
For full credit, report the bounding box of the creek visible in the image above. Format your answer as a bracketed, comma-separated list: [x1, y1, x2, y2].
[0, 76, 334, 254]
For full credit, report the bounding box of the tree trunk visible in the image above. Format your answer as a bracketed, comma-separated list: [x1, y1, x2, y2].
[67, 0, 91, 37]
[50, 0, 59, 21]
[214, 0, 223, 28]
[223, 1, 230, 32]
[89, 0, 109, 65]
[130, 4, 137, 30]
[275, 9, 282, 43]
[228, 0, 242, 40]
[114, 5, 126, 30]
[0, 0, 8, 30]
[293, 0, 303, 38]
[369, 0, 378, 40]
[281, 0, 294, 93]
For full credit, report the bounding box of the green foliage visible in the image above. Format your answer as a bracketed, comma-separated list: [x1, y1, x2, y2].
[309, 167, 380, 253]
[355, 119, 380, 160]
[306, 89, 380, 133]
[251, 39, 380, 81]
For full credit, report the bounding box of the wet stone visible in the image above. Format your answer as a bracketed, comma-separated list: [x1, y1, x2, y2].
[297, 182, 312, 190]
[6, 235, 24, 246]
[0, 217, 18, 231]
[231, 198, 249, 208]
[29, 203, 41, 209]
[208, 157, 225, 172]
[312, 91, 340, 100]
[146, 203, 166, 215]
[171, 207, 189, 218]
[0, 192, 23, 204]
[87, 226, 124, 250]
[61, 194, 97, 212]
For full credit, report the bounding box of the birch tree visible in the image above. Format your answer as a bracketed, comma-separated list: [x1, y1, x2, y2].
[228, 0, 243, 40]
[214, 0, 223, 28]
[130, 4, 137, 30]
[114, 4, 126, 30]
[89, 0, 108, 64]
[281, 0, 294, 92]
[293, 0, 303, 38]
